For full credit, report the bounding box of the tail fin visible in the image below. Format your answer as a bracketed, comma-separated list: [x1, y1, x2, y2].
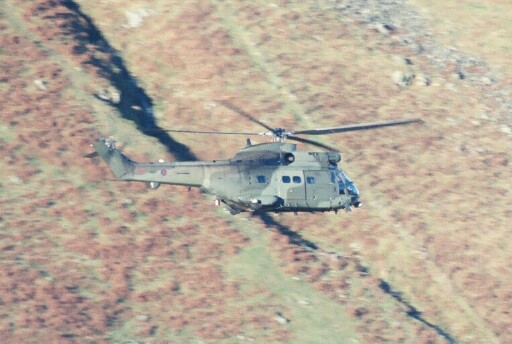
[93, 138, 135, 179]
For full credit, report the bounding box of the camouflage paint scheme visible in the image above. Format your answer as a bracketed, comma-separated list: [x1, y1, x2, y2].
[93, 138, 361, 214]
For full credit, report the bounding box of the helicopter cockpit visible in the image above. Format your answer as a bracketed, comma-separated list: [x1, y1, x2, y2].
[331, 168, 361, 207]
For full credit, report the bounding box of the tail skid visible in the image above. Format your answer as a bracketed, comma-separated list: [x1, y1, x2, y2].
[93, 138, 135, 179]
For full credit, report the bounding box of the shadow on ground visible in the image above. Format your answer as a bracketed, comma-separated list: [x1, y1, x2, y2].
[61, 0, 197, 161]
[58, 3, 457, 342]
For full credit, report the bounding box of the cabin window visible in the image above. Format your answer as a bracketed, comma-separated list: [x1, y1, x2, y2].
[293, 176, 302, 183]
[282, 176, 291, 183]
[257, 175, 267, 183]
[306, 176, 315, 184]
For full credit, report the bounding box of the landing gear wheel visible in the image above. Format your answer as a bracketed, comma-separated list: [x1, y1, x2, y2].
[224, 206, 240, 215]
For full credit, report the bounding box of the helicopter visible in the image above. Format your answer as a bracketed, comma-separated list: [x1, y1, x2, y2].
[92, 104, 422, 215]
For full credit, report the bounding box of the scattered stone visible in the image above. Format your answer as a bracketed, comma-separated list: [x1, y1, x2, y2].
[298, 299, 311, 305]
[109, 89, 121, 104]
[125, 8, 154, 28]
[97, 87, 121, 104]
[392, 55, 412, 66]
[203, 101, 217, 112]
[481, 76, 493, 85]
[372, 22, 394, 34]
[136, 314, 149, 321]
[9, 175, 23, 185]
[415, 72, 431, 86]
[349, 241, 363, 252]
[274, 312, 290, 325]
[336, 0, 512, 126]
[34, 79, 48, 91]
[392, 70, 414, 87]
[500, 125, 512, 135]
[453, 71, 465, 80]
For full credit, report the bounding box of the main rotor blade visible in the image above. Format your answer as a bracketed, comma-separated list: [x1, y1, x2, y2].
[287, 135, 339, 152]
[160, 129, 264, 135]
[292, 118, 423, 135]
[216, 100, 276, 133]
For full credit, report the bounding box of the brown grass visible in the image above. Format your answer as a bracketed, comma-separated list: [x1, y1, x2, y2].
[1, 0, 511, 342]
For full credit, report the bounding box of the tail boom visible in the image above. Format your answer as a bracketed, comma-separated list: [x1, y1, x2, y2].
[93, 138, 135, 179]
[93, 138, 205, 187]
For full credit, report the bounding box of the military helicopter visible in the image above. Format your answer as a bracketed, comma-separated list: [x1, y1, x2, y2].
[92, 104, 421, 215]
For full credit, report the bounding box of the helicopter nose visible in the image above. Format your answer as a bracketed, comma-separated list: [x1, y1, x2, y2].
[347, 182, 359, 197]
[352, 199, 362, 208]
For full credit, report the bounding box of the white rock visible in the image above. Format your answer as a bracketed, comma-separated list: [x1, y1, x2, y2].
[125, 8, 153, 28]
[274, 313, 290, 325]
[109, 89, 121, 104]
[481, 76, 492, 85]
[500, 125, 512, 135]
[373, 23, 394, 34]
[136, 314, 149, 321]
[415, 73, 431, 86]
[34, 79, 48, 91]
[392, 55, 412, 66]
[392, 71, 414, 87]
[9, 176, 23, 185]
[349, 241, 362, 251]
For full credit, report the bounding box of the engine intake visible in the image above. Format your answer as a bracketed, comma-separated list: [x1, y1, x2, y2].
[283, 153, 295, 164]
[327, 152, 341, 164]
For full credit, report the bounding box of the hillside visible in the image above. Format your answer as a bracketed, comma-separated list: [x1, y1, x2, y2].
[1, 0, 511, 343]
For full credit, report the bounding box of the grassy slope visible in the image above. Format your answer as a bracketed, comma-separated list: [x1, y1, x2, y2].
[2, 0, 511, 343]
[79, 1, 508, 342]
[411, 0, 512, 79]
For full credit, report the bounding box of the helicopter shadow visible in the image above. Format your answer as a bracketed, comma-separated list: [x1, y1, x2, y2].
[60, 1, 196, 161]
[62, 0, 321, 251]
[255, 212, 318, 250]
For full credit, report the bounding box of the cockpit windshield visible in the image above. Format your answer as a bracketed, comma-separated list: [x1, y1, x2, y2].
[332, 168, 359, 196]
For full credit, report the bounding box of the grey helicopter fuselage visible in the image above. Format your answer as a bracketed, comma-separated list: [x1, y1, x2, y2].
[93, 138, 361, 214]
